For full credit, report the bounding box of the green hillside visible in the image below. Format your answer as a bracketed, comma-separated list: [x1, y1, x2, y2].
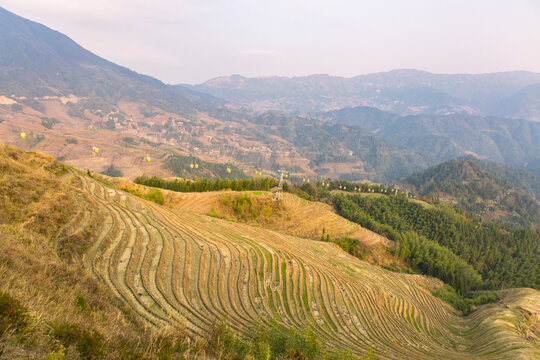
[401, 159, 539, 228]
[252, 112, 428, 182]
[462, 156, 540, 201]
[332, 192, 540, 292]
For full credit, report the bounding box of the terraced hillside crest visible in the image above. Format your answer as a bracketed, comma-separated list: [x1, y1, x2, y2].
[108, 178, 389, 246]
[75, 174, 540, 358]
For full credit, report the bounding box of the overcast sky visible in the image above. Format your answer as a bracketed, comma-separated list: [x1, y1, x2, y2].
[1, 0, 539, 84]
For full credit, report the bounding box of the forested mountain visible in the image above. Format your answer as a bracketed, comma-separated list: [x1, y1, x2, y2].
[400, 159, 540, 229]
[525, 158, 540, 178]
[186, 70, 540, 120]
[319, 106, 540, 168]
[249, 113, 429, 182]
[462, 156, 540, 201]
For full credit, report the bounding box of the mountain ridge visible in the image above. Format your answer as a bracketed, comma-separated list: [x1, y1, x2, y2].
[185, 70, 540, 120]
[0, 6, 224, 118]
[318, 106, 540, 169]
[0, 6, 430, 182]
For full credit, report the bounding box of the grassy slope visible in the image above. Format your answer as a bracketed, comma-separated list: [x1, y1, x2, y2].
[1, 143, 540, 359]
[0, 143, 194, 359]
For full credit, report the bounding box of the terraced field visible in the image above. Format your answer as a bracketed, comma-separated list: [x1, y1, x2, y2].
[74, 171, 540, 359]
[113, 182, 389, 246]
[279, 193, 388, 245]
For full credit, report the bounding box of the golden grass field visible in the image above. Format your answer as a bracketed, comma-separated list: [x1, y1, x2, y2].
[1, 143, 539, 359]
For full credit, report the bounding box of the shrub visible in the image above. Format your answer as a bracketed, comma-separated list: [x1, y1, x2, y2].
[221, 194, 232, 206]
[41, 117, 59, 129]
[50, 322, 83, 346]
[77, 329, 105, 360]
[232, 194, 253, 215]
[144, 188, 164, 205]
[50, 322, 104, 360]
[101, 164, 123, 178]
[207, 318, 237, 358]
[0, 291, 31, 337]
[207, 208, 224, 219]
[121, 187, 164, 205]
[46, 345, 66, 360]
[332, 237, 370, 260]
[205, 317, 378, 359]
[432, 285, 499, 314]
[433, 285, 462, 309]
[75, 295, 88, 313]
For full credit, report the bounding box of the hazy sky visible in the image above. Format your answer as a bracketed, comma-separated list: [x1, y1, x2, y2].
[1, 0, 539, 84]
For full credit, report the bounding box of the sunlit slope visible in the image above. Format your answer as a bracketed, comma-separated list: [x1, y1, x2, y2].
[280, 193, 388, 245]
[114, 181, 388, 245]
[81, 174, 540, 359]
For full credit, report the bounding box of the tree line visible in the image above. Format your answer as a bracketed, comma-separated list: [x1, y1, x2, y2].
[134, 175, 278, 193]
[165, 155, 246, 179]
[333, 194, 540, 294]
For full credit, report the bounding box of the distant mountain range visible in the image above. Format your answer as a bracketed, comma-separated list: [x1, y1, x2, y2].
[184, 70, 540, 121]
[0, 6, 538, 185]
[0, 6, 426, 182]
[318, 106, 540, 169]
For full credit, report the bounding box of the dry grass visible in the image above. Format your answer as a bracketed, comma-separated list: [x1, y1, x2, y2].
[87, 162, 540, 359]
[107, 177, 389, 244]
[1, 143, 539, 359]
[0, 143, 196, 359]
[101, 177, 398, 266]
